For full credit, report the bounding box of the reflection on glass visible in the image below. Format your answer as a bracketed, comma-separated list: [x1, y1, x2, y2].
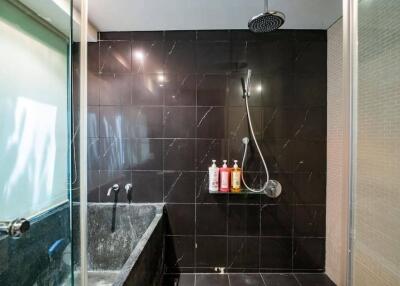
[0, 0, 73, 285]
[4, 97, 57, 214]
[0, 1, 69, 221]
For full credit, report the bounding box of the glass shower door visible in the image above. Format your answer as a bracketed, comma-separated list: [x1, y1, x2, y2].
[350, 0, 400, 285]
[0, 0, 74, 284]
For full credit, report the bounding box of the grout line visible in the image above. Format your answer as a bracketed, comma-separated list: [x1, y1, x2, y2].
[161, 32, 167, 278]
[293, 273, 302, 286]
[225, 71, 230, 270]
[259, 273, 267, 286]
[194, 62, 198, 275]
[226, 202, 229, 269]
[90, 103, 328, 109]
[93, 169, 324, 178]
[291, 203, 295, 271]
[164, 271, 325, 274]
[259, 202, 262, 271]
[162, 66, 166, 206]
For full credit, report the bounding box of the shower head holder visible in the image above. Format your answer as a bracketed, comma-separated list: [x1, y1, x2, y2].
[264, 180, 282, 198]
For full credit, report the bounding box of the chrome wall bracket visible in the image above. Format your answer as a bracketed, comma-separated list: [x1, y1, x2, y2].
[0, 218, 30, 238]
[264, 179, 282, 198]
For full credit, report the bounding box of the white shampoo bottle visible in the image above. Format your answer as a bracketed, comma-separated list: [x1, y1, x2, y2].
[209, 160, 219, 193]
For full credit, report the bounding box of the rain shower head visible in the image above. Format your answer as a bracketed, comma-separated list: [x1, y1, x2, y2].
[248, 11, 285, 33]
[248, 0, 285, 33]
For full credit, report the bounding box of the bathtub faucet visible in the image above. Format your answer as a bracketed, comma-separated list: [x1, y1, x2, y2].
[107, 184, 120, 196]
[125, 183, 132, 195]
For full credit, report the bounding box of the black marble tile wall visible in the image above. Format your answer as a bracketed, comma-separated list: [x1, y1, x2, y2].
[77, 29, 327, 274]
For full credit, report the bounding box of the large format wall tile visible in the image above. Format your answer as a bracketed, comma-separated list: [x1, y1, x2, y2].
[77, 29, 327, 273]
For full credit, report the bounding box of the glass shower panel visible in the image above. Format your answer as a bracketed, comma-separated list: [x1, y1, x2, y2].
[0, 0, 73, 284]
[351, 0, 400, 285]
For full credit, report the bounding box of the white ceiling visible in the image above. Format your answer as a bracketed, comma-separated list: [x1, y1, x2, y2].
[84, 0, 342, 31]
[20, 0, 342, 42]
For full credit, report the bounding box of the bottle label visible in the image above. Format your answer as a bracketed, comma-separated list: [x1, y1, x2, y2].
[220, 171, 229, 189]
[232, 171, 241, 189]
[209, 168, 219, 192]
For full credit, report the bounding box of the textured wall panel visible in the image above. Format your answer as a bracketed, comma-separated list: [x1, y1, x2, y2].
[326, 18, 346, 286]
[353, 0, 400, 285]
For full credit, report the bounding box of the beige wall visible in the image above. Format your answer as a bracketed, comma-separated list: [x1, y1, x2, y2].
[326, 18, 348, 286]
[352, 1, 400, 285]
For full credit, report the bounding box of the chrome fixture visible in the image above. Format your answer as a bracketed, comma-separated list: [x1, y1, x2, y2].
[125, 183, 133, 195]
[0, 218, 30, 238]
[265, 180, 282, 198]
[248, 0, 285, 33]
[214, 267, 226, 274]
[107, 184, 120, 196]
[240, 70, 282, 198]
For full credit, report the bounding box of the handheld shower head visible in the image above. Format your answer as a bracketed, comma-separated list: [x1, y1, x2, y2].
[241, 77, 246, 97]
[241, 69, 252, 98]
[246, 69, 252, 88]
[239, 69, 282, 198]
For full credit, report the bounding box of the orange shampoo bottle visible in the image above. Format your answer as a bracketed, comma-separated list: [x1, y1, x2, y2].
[231, 160, 241, 193]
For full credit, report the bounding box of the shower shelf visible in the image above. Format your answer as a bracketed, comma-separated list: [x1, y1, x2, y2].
[208, 180, 282, 198]
[208, 191, 264, 195]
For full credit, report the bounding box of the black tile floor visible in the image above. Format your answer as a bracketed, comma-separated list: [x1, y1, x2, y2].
[162, 273, 336, 286]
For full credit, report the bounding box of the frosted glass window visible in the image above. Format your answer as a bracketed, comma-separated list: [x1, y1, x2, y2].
[0, 1, 69, 221]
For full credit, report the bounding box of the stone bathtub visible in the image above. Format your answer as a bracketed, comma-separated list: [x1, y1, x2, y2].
[79, 203, 164, 286]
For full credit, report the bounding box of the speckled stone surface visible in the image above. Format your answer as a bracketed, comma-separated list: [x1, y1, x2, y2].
[0, 203, 164, 285]
[82, 203, 165, 285]
[72, 271, 120, 286]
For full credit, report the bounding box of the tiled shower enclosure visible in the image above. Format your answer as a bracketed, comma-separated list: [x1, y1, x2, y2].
[76, 29, 327, 273]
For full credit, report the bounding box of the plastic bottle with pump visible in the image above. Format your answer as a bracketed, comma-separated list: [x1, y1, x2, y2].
[208, 160, 219, 193]
[231, 160, 241, 193]
[219, 160, 230, 192]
